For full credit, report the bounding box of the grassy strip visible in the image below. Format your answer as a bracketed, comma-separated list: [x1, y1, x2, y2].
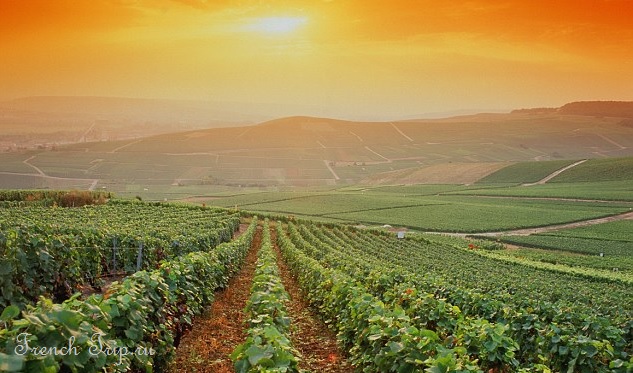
[231, 220, 300, 372]
[0, 219, 257, 372]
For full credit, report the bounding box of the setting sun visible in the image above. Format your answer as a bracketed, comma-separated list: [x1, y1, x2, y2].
[1, 0, 632, 118]
[244, 16, 307, 34]
[0, 3, 632, 371]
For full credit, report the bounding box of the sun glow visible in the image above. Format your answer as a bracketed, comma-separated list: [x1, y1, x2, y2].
[245, 17, 308, 34]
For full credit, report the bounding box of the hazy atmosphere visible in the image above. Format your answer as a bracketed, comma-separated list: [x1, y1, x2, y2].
[2, 0, 633, 119]
[2, 2, 633, 372]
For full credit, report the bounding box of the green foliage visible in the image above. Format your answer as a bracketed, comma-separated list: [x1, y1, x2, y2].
[0, 190, 110, 207]
[499, 234, 633, 257]
[0, 201, 240, 309]
[278, 221, 632, 372]
[232, 220, 300, 372]
[276, 222, 484, 372]
[0, 218, 258, 372]
[548, 157, 633, 183]
[477, 160, 578, 184]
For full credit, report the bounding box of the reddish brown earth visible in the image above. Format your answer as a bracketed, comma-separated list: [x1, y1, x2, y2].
[171, 222, 353, 372]
[270, 223, 354, 373]
[170, 226, 262, 373]
[232, 222, 250, 239]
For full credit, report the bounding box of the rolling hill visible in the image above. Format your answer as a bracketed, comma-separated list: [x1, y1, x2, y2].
[1, 101, 632, 192]
[0, 96, 313, 151]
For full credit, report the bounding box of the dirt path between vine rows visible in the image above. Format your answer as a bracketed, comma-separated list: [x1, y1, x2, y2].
[270, 223, 355, 373]
[169, 226, 262, 373]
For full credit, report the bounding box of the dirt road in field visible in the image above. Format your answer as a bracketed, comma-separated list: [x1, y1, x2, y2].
[521, 159, 587, 186]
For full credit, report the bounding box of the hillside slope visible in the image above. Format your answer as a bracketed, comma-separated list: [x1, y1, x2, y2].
[1, 103, 633, 189]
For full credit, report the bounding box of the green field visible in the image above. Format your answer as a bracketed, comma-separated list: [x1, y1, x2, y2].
[549, 157, 633, 182]
[540, 219, 633, 242]
[446, 180, 633, 201]
[191, 185, 633, 232]
[323, 196, 631, 232]
[476, 159, 578, 184]
[494, 246, 633, 273]
[498, 220, 633, 256]
[2, 187, 632, 372]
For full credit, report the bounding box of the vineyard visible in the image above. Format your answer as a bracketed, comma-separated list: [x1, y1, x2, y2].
[0, 200, 240, 309]
[1, 199, 632, 372]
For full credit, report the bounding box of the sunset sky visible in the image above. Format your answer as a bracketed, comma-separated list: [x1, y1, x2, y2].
[1, 0, 632, 120]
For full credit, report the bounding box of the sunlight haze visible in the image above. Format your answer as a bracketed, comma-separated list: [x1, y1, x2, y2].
[243, 16, 308, 34]
[1, 0, 632, 119]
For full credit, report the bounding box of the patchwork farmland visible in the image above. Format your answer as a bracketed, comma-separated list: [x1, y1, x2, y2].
[1, 103, 633, 372]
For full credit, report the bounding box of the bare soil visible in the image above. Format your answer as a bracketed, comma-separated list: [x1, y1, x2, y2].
[270, 223, 355, 373]
[170, 222, 353, 372]
[169, 226, 262, 373]
[232, 222, 250, 239]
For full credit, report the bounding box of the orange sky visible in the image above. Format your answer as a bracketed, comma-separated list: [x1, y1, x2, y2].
[1, 0, 632, 119]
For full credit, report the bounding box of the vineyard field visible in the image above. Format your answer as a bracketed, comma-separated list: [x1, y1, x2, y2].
[447, 180, 633, 201]
[324, 197, 631, 232]
[499, 233, 633, 256]
[1, 195, 632, 372]
[0, 201, 240, 309]
[493, 246, 633, 273]
[208, 190, 633, 232]
[547, 157, 633, 183]
[274, 220, 633, 372]
[540, 219, 633, 242]
[476, 159, 578, 184]
[1, 209, 257, 372]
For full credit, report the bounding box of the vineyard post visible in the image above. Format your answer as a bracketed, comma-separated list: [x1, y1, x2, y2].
[112, 237, 118, 273]
[136, 242, 143, 271]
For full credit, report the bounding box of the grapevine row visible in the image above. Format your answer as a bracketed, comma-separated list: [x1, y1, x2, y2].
[0, 201, 240, 309]
[276, 222, 494, 372]
[0, 218, 257, 372]
[285, 222, 632, 372]
[231, 220, 300, 372]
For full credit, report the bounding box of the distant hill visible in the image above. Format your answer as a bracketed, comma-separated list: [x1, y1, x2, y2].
[558, 101, 633, 118]
[0, 98, 633, 190]
[512, 101, 633, 118]
[0, 96, 285, 150]
[2, 106, 633, 189]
